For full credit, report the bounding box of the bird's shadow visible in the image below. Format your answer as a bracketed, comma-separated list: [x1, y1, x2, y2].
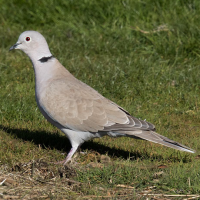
[0, 124, 166, 161]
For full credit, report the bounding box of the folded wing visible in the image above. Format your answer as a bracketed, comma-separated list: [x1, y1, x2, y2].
[40, 78, 154, 132]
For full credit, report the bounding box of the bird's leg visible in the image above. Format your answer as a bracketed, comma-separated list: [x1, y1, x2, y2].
[55, 145, 79, 165]
[63, 145, 79, 165]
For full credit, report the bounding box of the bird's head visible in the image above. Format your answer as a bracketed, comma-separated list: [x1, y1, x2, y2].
[9, 31, 52, 60]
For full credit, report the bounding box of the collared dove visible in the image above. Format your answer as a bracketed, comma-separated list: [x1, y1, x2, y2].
[9, 31, 195, 164]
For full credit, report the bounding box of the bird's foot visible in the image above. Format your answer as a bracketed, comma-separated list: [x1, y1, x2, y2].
[54, 145, 79, 165]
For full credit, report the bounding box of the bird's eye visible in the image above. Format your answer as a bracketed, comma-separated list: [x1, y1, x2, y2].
[26, 37, 30, 41]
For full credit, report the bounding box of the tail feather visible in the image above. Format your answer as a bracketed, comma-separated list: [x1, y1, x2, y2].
[120, 130, 195, 153]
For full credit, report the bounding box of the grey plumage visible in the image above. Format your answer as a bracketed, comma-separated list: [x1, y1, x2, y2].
[9, 31, 195, 164]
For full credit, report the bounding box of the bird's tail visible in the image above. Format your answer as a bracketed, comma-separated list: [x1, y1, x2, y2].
[121, 130, 195, 153]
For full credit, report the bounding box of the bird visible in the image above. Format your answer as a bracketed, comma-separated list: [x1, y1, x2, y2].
[9, 31, 195, 164]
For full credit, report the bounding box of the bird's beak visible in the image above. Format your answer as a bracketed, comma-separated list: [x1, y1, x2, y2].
[9, 42, 21, 51]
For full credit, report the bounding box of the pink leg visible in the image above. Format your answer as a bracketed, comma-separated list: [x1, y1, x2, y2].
[55, 145, 79, 165]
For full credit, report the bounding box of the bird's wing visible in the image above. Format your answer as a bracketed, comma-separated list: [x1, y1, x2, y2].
[39, 77, 154, 132]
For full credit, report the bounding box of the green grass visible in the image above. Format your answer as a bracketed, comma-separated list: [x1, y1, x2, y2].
[0, 0, 200, 199]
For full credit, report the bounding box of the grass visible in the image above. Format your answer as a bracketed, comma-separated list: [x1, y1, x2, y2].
[0, 0, 200, 199]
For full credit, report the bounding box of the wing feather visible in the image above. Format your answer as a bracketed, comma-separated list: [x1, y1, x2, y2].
[40, 77, 155, 132]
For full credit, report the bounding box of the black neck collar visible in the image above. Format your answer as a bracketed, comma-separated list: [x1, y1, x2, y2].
[38, 55, 54, 63]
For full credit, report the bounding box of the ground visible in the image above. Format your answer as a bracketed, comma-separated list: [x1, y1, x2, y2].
[0, 0, 200, 199]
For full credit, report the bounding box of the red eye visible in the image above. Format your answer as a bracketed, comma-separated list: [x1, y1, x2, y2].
[26, 37, 30, 41]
